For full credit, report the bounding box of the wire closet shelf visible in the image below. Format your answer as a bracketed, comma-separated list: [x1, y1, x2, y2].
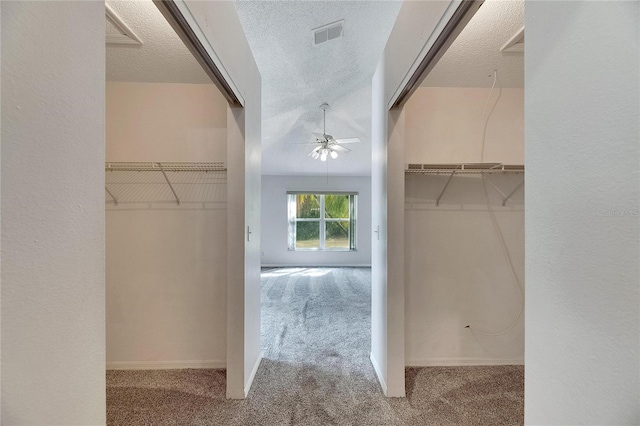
[405, 163, 524, 174]
[105, 162, 227, 206]
[405, 163, 525, 207]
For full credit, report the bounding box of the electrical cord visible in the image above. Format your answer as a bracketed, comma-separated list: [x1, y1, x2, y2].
[480, 70, 501, 163]
[465, 70, 524, 337]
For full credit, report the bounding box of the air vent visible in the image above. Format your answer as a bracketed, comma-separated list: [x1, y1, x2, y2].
[313, 20, 344, 45]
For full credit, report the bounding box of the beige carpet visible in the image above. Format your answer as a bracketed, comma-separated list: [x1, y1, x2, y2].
[107, 267, 524, 425]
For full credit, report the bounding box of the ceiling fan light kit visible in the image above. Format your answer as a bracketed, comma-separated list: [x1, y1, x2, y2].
[307, 103, 361, 161]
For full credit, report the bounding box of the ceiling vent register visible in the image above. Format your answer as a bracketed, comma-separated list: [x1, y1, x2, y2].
[314, 20, 344, 45]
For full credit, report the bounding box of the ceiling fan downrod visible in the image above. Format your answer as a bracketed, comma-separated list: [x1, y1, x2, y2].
[320, 103, 329, 137]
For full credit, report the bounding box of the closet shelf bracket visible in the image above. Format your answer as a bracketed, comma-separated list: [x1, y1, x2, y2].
[436, 170, 456, 206]
[158, 163, 180, 205]
[502, 178, 524, 206]
[105, 186, 118, 206]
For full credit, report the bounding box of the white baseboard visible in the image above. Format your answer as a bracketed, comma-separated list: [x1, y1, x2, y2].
[261, 264, 371, 268]
[106, 359, 226, 370]
[405, 357, 524, 367]
[244, 351, 264, 397]
[370, 352, 387, 395]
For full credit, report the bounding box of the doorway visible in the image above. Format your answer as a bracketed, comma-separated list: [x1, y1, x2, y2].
[104, 0, 228, 372]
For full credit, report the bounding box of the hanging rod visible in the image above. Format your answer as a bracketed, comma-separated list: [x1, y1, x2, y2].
[405, 163, 524, 174]
[105, 162, 226, 172]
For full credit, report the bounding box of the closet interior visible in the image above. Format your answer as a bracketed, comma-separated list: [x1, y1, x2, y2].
[105, 0, 228, 370]
[402, 0, 525, 366]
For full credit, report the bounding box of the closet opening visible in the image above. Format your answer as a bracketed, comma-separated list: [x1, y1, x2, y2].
[397, 0, 525, 418]
[105, 0, 229, 388]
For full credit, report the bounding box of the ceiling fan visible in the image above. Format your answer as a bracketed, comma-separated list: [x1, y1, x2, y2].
[307, 103, 361, 161]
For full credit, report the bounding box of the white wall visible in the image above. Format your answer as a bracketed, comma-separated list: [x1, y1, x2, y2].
[403, 86, 525, 365]
[405, 87, 524, 164]
[179, 0, 263, 399]
[371, 62, 407, 398]
[261, 175, 371, 267]
[106, 209, 227, 368]
[371, 0, 460, 397]
[386, 106, 407, 395]
[404, 174, 524, 365]
[107, 82, 227, 161]
[106, 82, 228, 369]
[1, 2, 105, 424]
[525, 1, 639, 424]
[0, 3, 3, 411]
[229, 78, 262, 400]
[370, 59, 390, 395]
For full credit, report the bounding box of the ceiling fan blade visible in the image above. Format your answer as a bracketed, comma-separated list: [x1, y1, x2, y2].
[331, 144, 351, 153]
[308, 146, 322, 154]
[312, 132, 326, 140]
[333, 137, 360, 144]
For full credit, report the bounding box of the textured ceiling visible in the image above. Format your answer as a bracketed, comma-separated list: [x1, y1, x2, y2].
[422, 0, 524, 88]
[106, 0, 210, 84]
[236, 1, 402, 176]
[105, 0, 523, 175]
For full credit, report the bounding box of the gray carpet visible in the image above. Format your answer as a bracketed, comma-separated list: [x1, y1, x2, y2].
[107, 267, 523, 425]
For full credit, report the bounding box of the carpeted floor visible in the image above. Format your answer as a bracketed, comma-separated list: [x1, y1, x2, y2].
[107, 267, 524, 425]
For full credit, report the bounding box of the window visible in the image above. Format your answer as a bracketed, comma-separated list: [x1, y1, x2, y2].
[287, 193, 357, 251]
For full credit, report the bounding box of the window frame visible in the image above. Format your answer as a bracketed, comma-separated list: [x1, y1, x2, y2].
[287, 192, 357, 252]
